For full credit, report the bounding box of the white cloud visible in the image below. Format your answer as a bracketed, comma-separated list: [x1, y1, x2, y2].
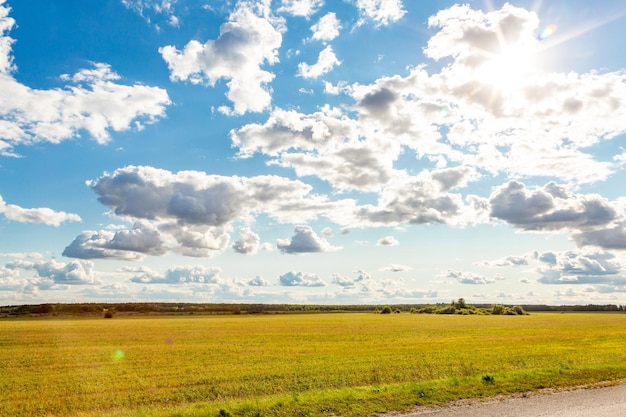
[231, 107, 359, 158]
[0, 195, 81, 226]
[159, 0, 284, 114]
[331, 272, 356, 288]
[278, 0, 324, 18]
[0, 5, 171, 156]
[574, 223, 626, 250]
[445, 269, 496, 285]
[247, 275, 268, 286]
[279, 271, 325, 287]
[356, 0, 406, 27]
[121, 0, 179, 27]
[376, 236, 398, 246]
[297, 45, 341, 79]
[232, 227, 261, 254]
[477, 253, 535, 268]
[381, 263, 411, 272]
[321, 227, 334, 237]
[0, 0, 15, 74]
[68, 166, 351, 258]
[62, 223, 164, 260]
[129, 265, 222, 284]
[0, 252, 43, 259]
[277, 225, 340, 254]
[489, 181, 618, 232]
[536, 250, 625, 288]
[8, 259, 101, 285]
[310, 12, 341, 42]
[353, 168, 479, 226]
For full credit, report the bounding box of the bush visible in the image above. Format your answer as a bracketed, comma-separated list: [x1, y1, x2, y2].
[380, 306, 392, 314]
[104, 311, 114, 319]
[513, 305, 527, 315]
[482, 374, 495, 384]
[491, 304, 505, 315]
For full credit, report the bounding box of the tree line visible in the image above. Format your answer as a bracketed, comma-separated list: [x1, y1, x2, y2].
[1, 301, 624, 318]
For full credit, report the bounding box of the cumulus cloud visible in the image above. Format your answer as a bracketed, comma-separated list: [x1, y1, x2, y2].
[230, 106, 400, 192]
[321, 227, 334, 237]
[0, 5, 170, 155]
[62, 223, 164, 260]
[232, 227, 261, 254]
[490, 181, 617, 232]
[310, 12, 341, 42]
[247, 275, 268, 286]
[353, 167, 479, 226]
[331, 269, 374, 290]
[0, 195, 81, 226]
[477, 253, 536, 268]
[356, 0, 406, 27]
[8, 259, 101, 285]
[376, 236, 398, 246]
[278, 0, 324, 18]
[129, 265, 222, 284]
[279, 271, 325, 287]
[445, 269, 496, 285]
[536, 250, 626, 287]
[71, 165, 352, 258]
[159, 0, 284, 114]
[277, 225, 340, 254]
[331, 273, 356, 288]
[574, 223, 626, 250]
[297, 45, 341, 78]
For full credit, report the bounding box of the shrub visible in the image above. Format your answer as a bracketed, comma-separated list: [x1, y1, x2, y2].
[380, 306, 392, 314]
[481, 374, 495, 384]
[491, 304, 505, 315]
[513, 305, 527, 315]
[104, 311, 114, 319]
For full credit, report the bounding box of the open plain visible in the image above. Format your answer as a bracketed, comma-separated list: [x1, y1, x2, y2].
[1, 312, 625, 417]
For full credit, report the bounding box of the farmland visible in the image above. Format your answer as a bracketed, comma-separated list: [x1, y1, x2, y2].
[1, 313, 625, 417]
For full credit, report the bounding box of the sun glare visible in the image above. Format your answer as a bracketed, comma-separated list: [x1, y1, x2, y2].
[477, 41, 536, 92]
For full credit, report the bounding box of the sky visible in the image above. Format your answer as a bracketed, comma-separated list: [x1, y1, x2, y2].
[1, 0, 626, 306]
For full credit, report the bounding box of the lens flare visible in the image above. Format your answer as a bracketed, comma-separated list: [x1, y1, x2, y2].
[538, 24, 557, 40]
[111, 350, 125, 361]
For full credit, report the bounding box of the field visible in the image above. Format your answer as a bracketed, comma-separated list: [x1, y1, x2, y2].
[1, 313, 625, 417]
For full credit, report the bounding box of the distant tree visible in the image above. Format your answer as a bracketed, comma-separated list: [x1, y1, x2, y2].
[491, 304, 505, 315]
[455, 298, 467, 309]
[380, 306, 392, 314]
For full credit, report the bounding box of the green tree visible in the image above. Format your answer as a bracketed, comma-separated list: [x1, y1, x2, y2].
[380, 306, 392, 314]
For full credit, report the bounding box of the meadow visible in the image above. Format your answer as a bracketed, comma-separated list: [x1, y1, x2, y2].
[1, 312, 625, 417]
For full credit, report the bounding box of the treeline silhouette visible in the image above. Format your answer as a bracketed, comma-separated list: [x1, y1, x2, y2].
[0, 302, 624, 317]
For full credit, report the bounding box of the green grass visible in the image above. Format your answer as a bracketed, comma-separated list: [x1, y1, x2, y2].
[1, 313, 625, 416]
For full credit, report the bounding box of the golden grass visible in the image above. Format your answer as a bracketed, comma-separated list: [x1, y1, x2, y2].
[1, 312, 625, 416]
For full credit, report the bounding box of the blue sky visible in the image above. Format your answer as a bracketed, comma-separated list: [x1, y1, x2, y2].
[1, 0, 626, 306]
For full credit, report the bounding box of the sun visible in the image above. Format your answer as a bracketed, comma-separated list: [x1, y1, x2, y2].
[476, 41, 536, 92]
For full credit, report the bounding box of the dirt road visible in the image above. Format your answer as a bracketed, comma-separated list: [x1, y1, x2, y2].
[385, 383, 626, 417]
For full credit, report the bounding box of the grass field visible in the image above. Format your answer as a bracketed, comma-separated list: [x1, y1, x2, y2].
[1, 312, 625, 417]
